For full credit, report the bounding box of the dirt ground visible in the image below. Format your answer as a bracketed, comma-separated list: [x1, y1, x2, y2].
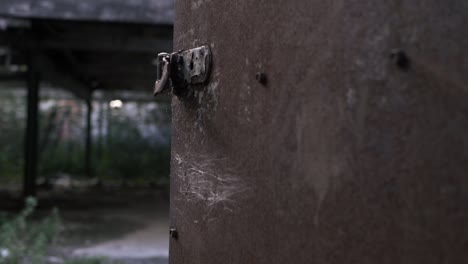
[0, 187, 170, 264]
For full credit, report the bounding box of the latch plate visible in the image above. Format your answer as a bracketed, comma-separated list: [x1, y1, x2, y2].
[178, 46, 212, 85]
[153, 45, 212, 97]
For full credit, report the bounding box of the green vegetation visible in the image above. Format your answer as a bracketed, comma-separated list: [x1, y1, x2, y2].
[0, 91, 25, 182]
[0, 197, 111, 264]
[0, 197, 59, 263]
[96, 112, 171, 184]
[0, 89, 171, 186]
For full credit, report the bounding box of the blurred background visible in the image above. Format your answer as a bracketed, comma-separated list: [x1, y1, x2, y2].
[0, 1, 174, 263]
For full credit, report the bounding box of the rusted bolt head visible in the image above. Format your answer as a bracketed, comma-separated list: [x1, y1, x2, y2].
[390, 49, 410, 70]
[255, 72, 268, 85]
[169, 228, 178, 239]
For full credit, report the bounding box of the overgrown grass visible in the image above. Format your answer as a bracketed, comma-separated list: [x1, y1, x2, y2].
[0, 197, 59, 263]
[0, 197, 109, 264]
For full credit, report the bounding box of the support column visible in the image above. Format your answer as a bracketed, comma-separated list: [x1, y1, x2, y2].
[97, 98, 104, 159]
[23, 54, 40, 198]
[85, 92, 93, 178]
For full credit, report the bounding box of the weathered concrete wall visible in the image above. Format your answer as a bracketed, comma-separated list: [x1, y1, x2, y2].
[170, 1, 468, 263]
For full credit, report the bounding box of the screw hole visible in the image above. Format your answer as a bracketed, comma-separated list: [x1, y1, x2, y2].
[169, 228, 178, 240]
[390, 49, 410, 70]
[256, 72, 267, 85]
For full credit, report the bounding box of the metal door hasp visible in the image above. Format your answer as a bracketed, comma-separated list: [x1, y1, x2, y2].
[153, 45, 212, 97]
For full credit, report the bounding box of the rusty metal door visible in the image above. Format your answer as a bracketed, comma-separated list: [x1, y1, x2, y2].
[169, 1, 468, 263]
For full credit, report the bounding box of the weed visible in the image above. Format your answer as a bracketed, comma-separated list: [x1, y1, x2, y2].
[0, 197, 60, 263]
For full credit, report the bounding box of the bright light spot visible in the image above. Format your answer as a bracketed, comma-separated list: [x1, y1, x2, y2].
[109, 100, 123, 109]
[0, 248, 10, 258]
